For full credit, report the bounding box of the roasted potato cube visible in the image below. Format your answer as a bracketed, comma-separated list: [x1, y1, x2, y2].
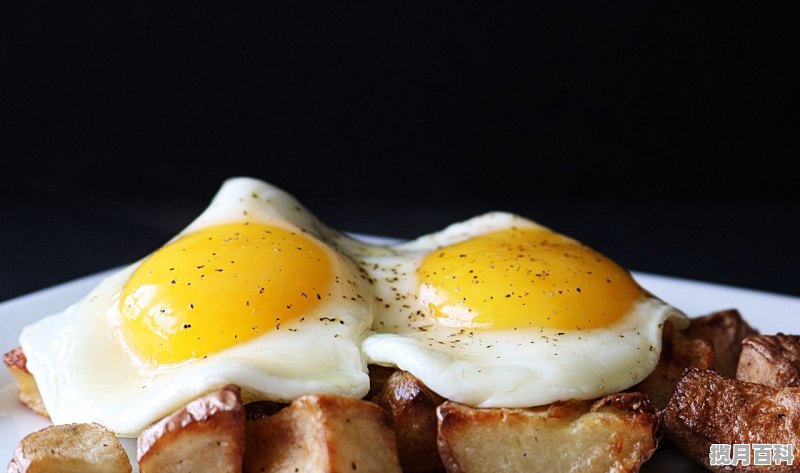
[663, 368, 800, 472]
[3, 347, 47, 418]
[634, 320, 715, 408]
[437, 392, 659, 473]
[366, 364, 397, 400]
[244, 394, 402, 473]
[137, 385, 245, 473]
[244, 400, 287, 421]
[7, 422, 131, 473]
[371, 369, 446, 472]
[737, 334, 800, 387]
[684, 308, 758, 377]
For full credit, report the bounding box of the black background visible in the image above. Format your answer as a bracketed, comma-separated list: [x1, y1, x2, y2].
[2, 2, 798, 301]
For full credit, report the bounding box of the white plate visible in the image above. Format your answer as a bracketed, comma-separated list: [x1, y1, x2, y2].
[2, 260, 800, 471]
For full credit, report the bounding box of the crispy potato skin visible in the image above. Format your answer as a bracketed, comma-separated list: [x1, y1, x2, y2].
[634, 321, 715, 408]
[137, 385, 245, 473]
[8, 423, 131, 473]
[738, 334, 800, 387]
[684, 309, 758, 377]
[244, 394, 402, 473]
[3, 347, 48, 418]
[664, 368, 800, 472]
[437, 392, 659, 473]
[370, 369, 446, 472]
[3, 347, 27, 372]
[244, 400, 287, 421]
[366, 364, 397, 401]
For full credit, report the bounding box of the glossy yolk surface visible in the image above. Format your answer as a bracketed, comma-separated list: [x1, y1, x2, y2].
[120, 223, 332, 364]
[417, 227, 645, 330]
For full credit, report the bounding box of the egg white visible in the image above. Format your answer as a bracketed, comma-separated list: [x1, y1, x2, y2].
[19, 178, 373, 437]
[353, 212, 688, 407]
[20, 184, 688, 435]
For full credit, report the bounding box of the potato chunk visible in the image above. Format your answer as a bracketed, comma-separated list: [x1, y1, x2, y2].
[634, 320, 715, 408]
[8, 423, 131, 473]
[684, 308, 758, 377]
[370, 369, 446, 472]
[244, 394, 402, 473]
[437, 392, 659, 473]
[137, 385, 245, 473]
[3, 347, 47, 418]
[737, 334, 800, 387]
[366, 364, 397, 400]
[663, 368, 800, 472]
[244, 400, 286, 421]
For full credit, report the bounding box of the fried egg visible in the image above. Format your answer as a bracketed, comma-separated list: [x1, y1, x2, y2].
[19, 178, 374, 436]
[356, 212, 687, 407]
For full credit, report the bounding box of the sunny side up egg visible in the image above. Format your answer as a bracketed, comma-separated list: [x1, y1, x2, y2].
[19, 178, 374, 437]
[20, 177, 686, 437]
[355, 213, 688, 407]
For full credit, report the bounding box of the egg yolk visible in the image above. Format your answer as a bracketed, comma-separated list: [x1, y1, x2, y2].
[120, 223, 332, 364]
[417, 227, 645, 330]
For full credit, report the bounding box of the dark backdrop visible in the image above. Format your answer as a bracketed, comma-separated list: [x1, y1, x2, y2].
[2, 2, 798, 301]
